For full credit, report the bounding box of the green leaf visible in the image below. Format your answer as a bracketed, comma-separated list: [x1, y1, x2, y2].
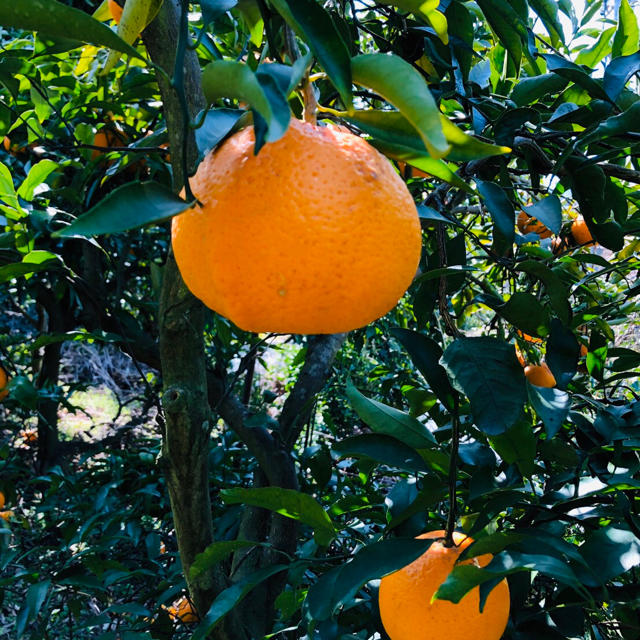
[200, 0, 238, 25]
[305, 538, 434, 620]
[53, 182, 190, 238]
[333, 434, 430, 474]
[527, 384, 570, 439]
[603, 51, 640, 102]
[440, 117, 511, 162]
[351, 54, 448, 158]
[516, 260, 570, 325]
[346, 381, 436, 447]
[612, 0, 639, 58]
[529, 0, 564, 46]
[390, 328, 457, 410]
[192, 564, 290, 639]
[476, 0, 527, 74]
[9, 375, 39, 409]
[190, 540, 258, 581]
[523, 195, 562, 235]
[0, 0, 141, 58]
[270, 0, 352, 108]
[498, 292, 551, 338]
[220, 487, 335, 546]
[579, 526, 640, 583]
[511, 74, 569, 107]
[543, 54, 613, 102]
[546, 318, 580, 390]
[17, 159, 58, 201]
[489, 419, 536, 476]
[201, 61, 290, 143]
[476, 180, 515, 246]
[440, 337, 526, 435]
[575, 27, 616, 68]
[194, 108, 245, 158]
[459, 531, 524, 560]
[16, 580, 51, 637]
[584, 101, 640, 145]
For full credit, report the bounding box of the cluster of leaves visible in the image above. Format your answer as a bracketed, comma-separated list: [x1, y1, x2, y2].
[0, 0, 639, 639]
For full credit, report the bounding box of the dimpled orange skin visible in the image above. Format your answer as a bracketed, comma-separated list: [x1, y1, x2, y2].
[524, 363, 556, 388]
[0, 365, 8, 401]
[379, 530, 510, 640]
[171, 119, 422, 334]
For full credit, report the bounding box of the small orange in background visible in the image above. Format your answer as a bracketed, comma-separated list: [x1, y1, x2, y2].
[0, 365, 9, 401]
[517, 211, 552, 238]
[0, 491, 4, 510]
[379, 530, 510, 640]
[108, 0, 124, 24]
[167, 596, 198, 623]
[580, 343, 588, 357]
[91, 127, 128, 161]
[397, 161, 430, 179]
[524, 363, 556, 388]
[514, 344, 526, 367]
[571, 216, 594, 246]
[172, 119, 422, 334]
[516, 330, 543, 345]
[0, 510, 13, 521]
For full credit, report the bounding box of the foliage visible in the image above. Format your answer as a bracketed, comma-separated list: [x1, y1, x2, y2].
[0, 0, 639, 639]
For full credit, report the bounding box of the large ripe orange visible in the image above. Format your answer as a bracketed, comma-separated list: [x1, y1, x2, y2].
[517, 211, 552, 239]
[172, 119, 422, 334]
[524, 363, 556, 387]
[379, 530, 510, 640]
[571, 216, 594, 246]
[0, 365, 8, 401]
[108, 0, 124, 24]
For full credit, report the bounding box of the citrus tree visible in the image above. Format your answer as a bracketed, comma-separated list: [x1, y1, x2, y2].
[0, 0, 639, 639]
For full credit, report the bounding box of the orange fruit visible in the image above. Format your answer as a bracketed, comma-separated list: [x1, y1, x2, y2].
[91, 128, 128, 160]
[517, 211, 552, 239]
[580, 343, 588, 357]
[0, 510, 13, 521]
[108, 0, 123, 24]
[516, 330, 543, 345]
[0, 491, 4, 510]
[571, 216, 594, 246]
[397, 160, 430, 179]
[379, 530, 510, 640]
[172, 119, 422, 334]
[19, 429, 38, 443]
[0, 365, 8, 401]
[524, 363, 556, 388]
[167, 596, 198, 623]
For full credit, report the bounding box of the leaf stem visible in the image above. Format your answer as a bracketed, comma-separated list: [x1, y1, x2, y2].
[444, 398, 460, 547]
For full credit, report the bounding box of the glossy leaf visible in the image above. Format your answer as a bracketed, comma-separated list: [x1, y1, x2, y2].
[476, 0, 526, 73]
[440, 337, 527, 434]
[201, 61, 290, 143]
[489, 419, 536, 476]
[476, 180, 515, 246]
[306, 538, 434, 620]
[17, 159, 58, 201]
[546, 318, 580, 390]
[529, 0, 564, 46]
[333, 434, 430, 474]
[523, 195, 562, 235]
[516, 260, 570, 325]
[221, 487, 335, 545]
[0, 0, 140, 57]
[194, 108, 245, 158]
[528, 384, 571, 439]
[346, 381, 436, 448]
[612, 0, 639, 58]
[351, 54, 448, 158]
[511, 74, 569, 107]
[579, 526, 640, 582]
[53, 182, 190, 238]
[603, 51, 640, 102]
[270, 0, 352, 108]
[190, 540, 257, 580]
[200, 0, 238, 24]
[544, 53, 612, 102]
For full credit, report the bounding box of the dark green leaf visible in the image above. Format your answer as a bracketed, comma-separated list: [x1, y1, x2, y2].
[53, 182, 190, 238]
[390, 328, 457, 410]
[529, 0, 564, 46]
[333, 434, 430, 473]
[0, 0, 140, 57]
[476, 0, 526, 73]
[440, 337, 526, 434]
[480, 292, 550, 338]
[190, 540, 258, 581]
[516, 260, 570, 325]
[546, 318, 580, 390]
[603, 51, 640, 102]
[306, 538, 434, 620]
[523, 195, 562, 235]
[511, 74, 569, 107]
[192, 564, 290, 639]
[194, 108, 245, 158]
[346, 381, 436, 448]
[489, 419, 536, 476]
[544, 54, 612, 102]
[476, 180, 515, 246]
[351, 54, 448, 158]
[221, 487, 335, 546]
[579, 526, 640, 583]
[201, 61, 290, 143]
[528, 385, 571, 439]
[270, 0, 352, 108]
[200, 0, 237, 25]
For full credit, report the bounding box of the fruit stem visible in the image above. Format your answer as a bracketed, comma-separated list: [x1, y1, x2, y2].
[444, 398, 460, 548]
[284, 25, 317, 124]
